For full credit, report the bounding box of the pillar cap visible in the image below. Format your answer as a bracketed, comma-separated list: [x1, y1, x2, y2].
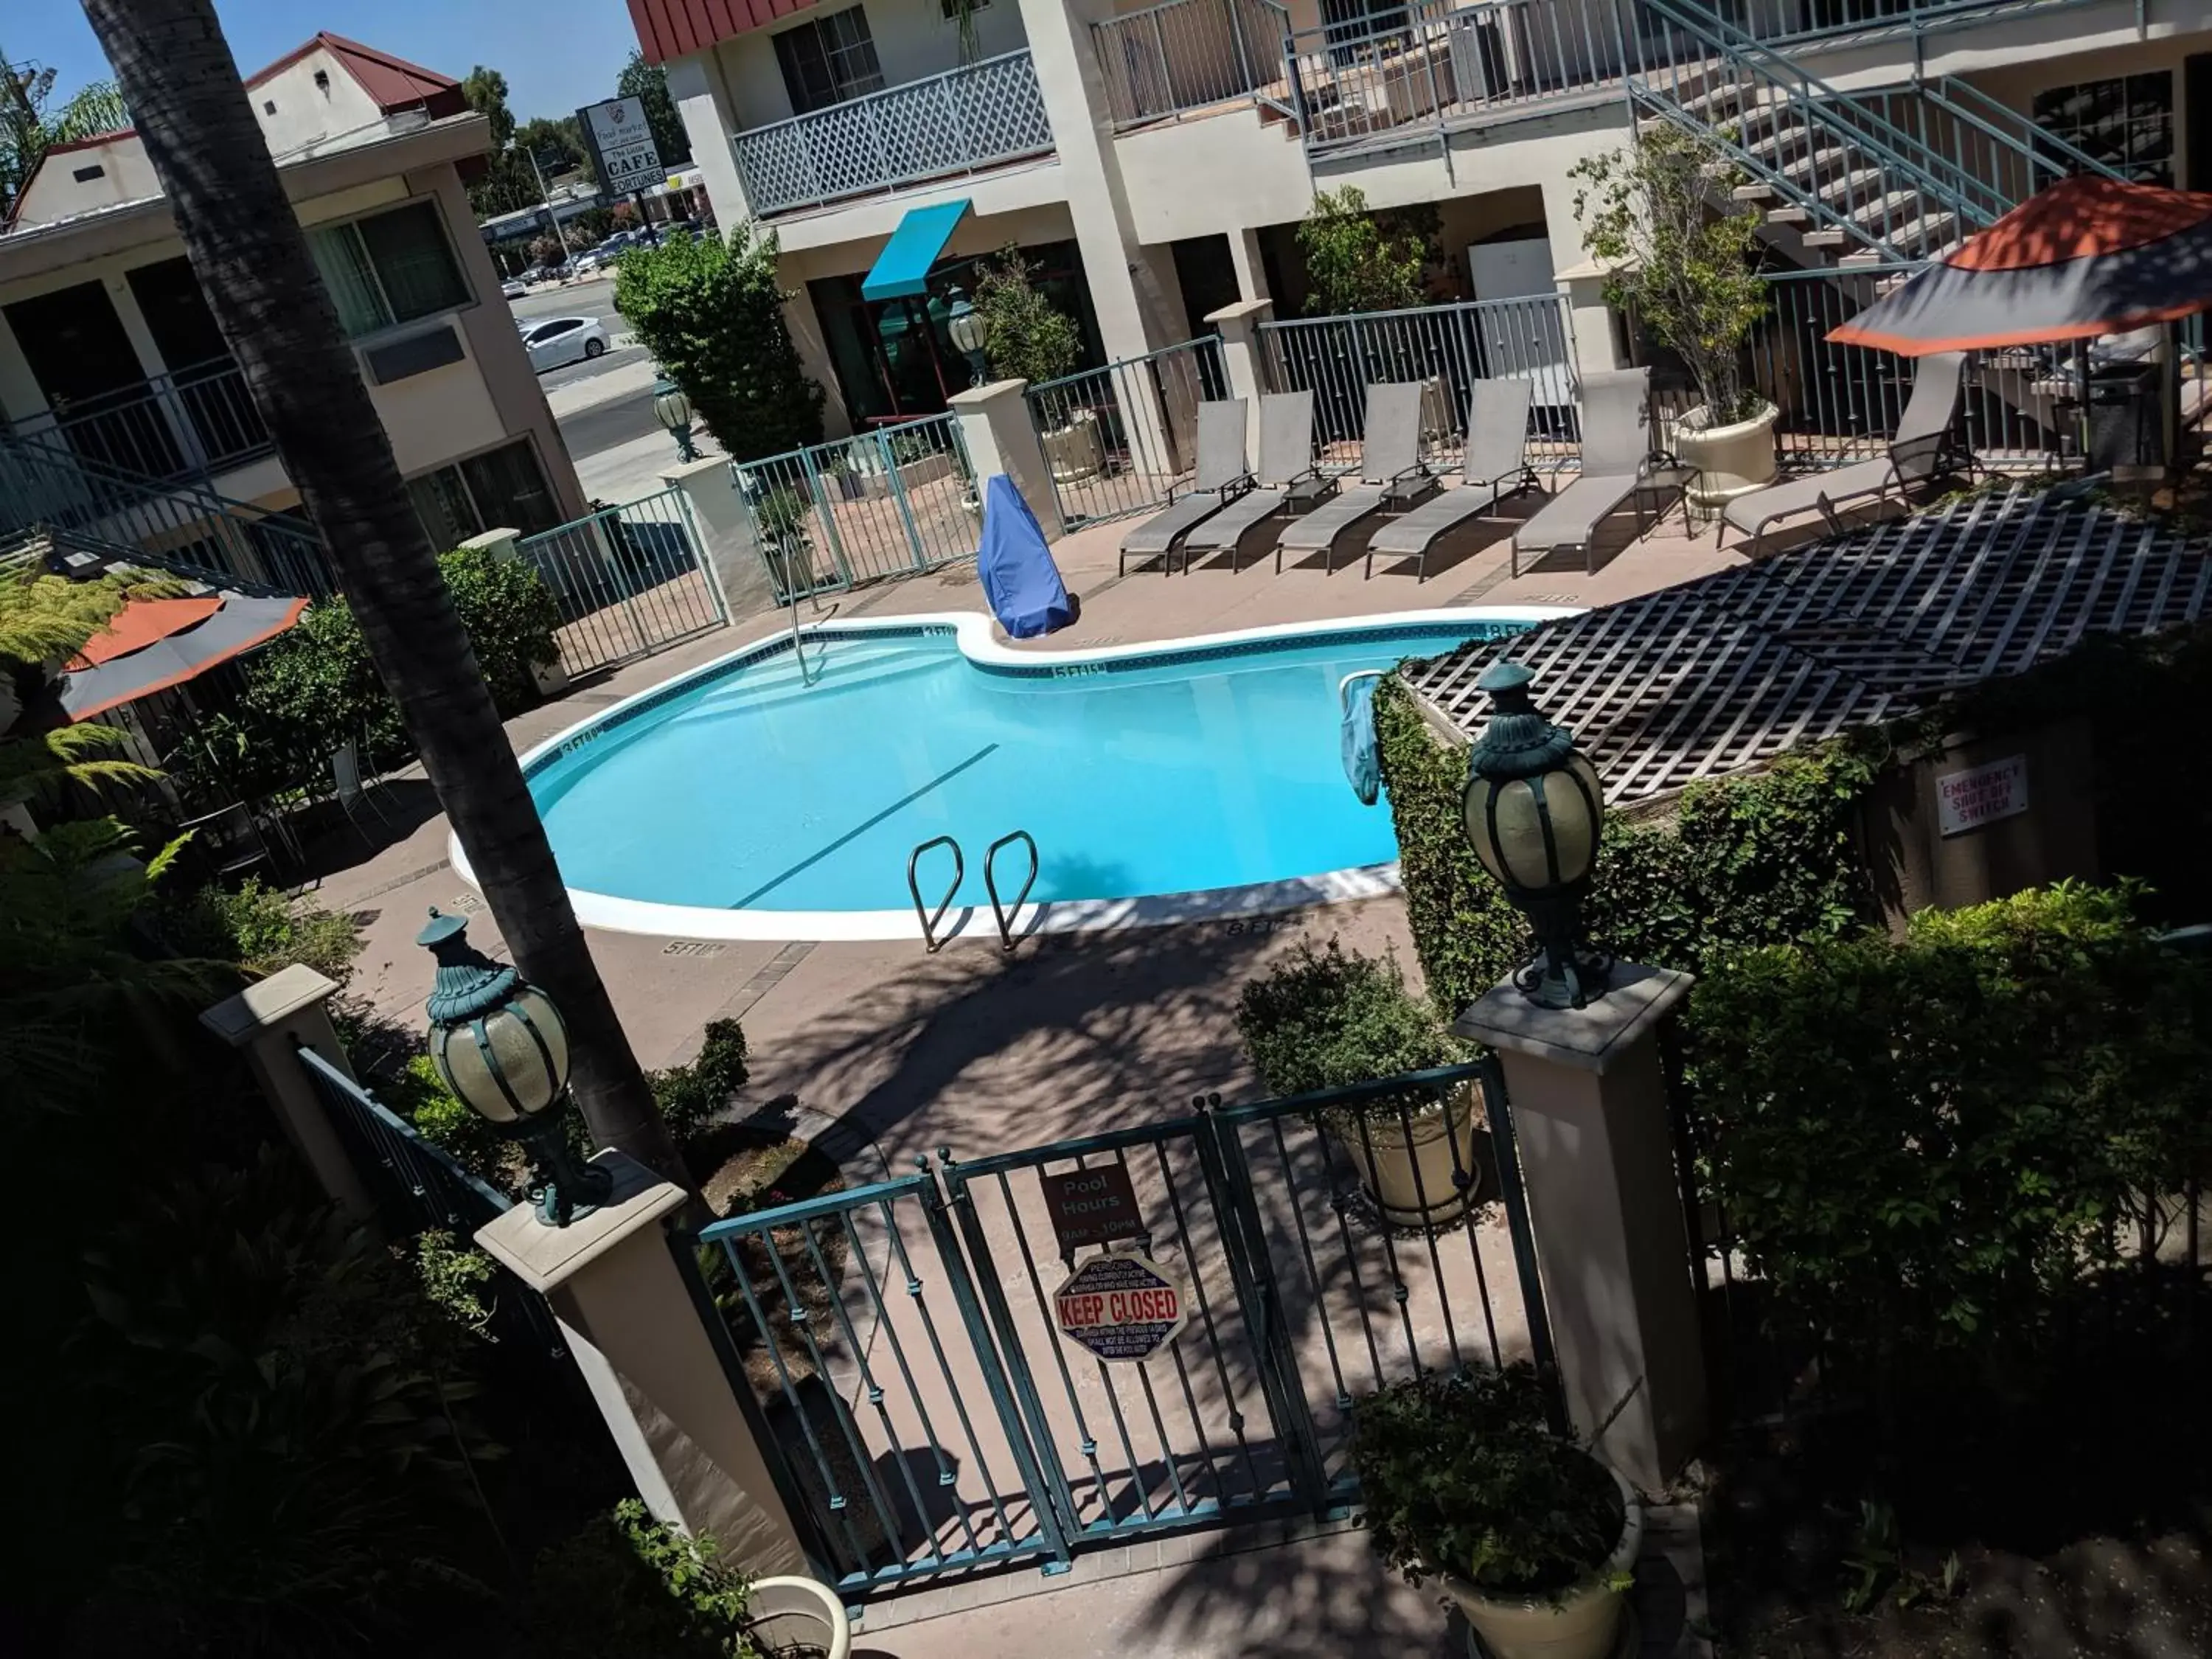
[475, 1150, 686, 1292]
[947, 378, 1029, 408]
[200, 963, 344, 1046]
[1204, 298, 1274, 325]
[661, 455, 731, 486]
[1451, 961, 1694, 1074]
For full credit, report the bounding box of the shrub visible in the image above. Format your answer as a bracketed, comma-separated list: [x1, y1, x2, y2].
[1295, 185, 1434, 315]
[650, 1019, 749, 1146]
[614, 223, 824, 462]
[384, 1052, 511, 1184]
[1690, 881, 2212, 1388]
[529, 1498, 756, 1658]
[439, 542, 562, 711]
[1236, 939, 1463, 1097]
[1372, 676, 1877, 1014]
[973, 245, 1082, 386]
[159, 877, 364, 986]
[414, 1226, 498, 1337]
[1350, 1364, 1624, 1597]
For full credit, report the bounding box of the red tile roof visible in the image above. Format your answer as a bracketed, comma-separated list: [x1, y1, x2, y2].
[246, 31, 461, 113]
[627, 0, 824, 67]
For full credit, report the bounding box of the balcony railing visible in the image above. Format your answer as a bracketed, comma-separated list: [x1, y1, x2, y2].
[731, 50, 1056, 217]
[12, 358, 272, 487]
[1092, 0, 1294, 130]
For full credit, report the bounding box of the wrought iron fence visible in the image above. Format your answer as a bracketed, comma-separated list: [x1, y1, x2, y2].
[299, 1046, 567, 1360]
[13, 358, 273, 484]
[517, 485, 727, 676]
[731, 51, 1055, 216]
[1091, 0, 1294, 128]
[0, 428, 336, 596]
[1257, 294, 1581, 474]
[1023, 336, 1227, 529]
[736, 413, 977, 604]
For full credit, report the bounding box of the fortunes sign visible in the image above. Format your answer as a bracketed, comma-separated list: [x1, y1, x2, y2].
[1040, 1164, 1142, 1254]
[580, 97, 663, 195]
[1936, 754, 2028, 838]
[1052, 1251, 1189, 1363]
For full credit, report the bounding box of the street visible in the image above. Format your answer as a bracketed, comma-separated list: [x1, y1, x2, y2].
[498, 272, 675, 482]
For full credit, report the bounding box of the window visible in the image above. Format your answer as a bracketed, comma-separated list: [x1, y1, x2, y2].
[2034, 72, 2174, 185]
[307, 198, 470, 338]
[406, 439, 560, 546]
[528, 320, 584, 344]
[773, 7, 886, 116]
[938, 0, 988, 17]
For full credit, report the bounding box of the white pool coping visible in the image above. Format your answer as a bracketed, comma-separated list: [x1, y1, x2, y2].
[451, 605, 1580, 943]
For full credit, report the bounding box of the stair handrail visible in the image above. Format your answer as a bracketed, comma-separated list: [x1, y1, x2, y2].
[1629, 0, 2018, 252]
[1920, 75, 2133, 187]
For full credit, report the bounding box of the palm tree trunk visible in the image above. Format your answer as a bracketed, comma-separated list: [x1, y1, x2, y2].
[79, 0, 681, 1180]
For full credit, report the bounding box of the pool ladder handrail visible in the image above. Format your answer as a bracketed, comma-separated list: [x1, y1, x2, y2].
[905, 830, 1040, 953]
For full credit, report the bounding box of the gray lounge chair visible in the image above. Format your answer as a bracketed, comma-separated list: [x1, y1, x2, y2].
[1119, 400, 1253, 575]
[1365, 378, 1540, 581]
[1179, 391, 1332, 569]
[1511, 368, 1655, 578]
[1276, 382, 1432, 573]
[1719, 352, 1970, 555]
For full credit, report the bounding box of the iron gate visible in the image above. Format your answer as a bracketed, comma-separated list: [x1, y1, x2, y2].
[517, 486, 727, 677]
[689, 1059, 1556, 1597]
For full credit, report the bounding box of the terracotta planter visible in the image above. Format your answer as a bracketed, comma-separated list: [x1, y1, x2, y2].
[1442, 1466, 1642, 1659]
[742, 1574, 851, 1659]
[1673, 399, 1778, 507]
[1326, 1082, 1486, 1228]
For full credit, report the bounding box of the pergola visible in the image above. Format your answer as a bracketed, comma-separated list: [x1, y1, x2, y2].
[1402, 484, 2212, 805]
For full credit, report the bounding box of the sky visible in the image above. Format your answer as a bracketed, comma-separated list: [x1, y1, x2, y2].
[7, 0, 646, 128]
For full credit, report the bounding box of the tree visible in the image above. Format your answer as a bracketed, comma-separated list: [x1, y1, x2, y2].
[78, 0, 681, 1178]
[460, 63, 515, 151]
[1, 50, 129, 216]
[614, 222, 824, 460]
[973, 246, 1081, 385]
[1571, 126, 1768, 425]
[616, 49, 690, 167]
[517, 114, 593, 187]
[1295, 185, 1433, 316]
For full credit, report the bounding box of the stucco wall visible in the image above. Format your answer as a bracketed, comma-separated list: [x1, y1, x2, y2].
[9, 135, 164, 228]
[250, 50, 388, 156]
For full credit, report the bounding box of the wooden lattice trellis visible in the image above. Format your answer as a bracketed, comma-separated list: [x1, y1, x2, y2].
[1404, 485, 2212, 804]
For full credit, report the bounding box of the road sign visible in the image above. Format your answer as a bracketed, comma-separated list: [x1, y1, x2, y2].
[1040, 1164, 1142, 1255]
[1052, 1250, 1189, 1363]
[580, 97, 663, 196]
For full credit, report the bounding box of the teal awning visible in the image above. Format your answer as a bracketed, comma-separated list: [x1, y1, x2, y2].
[860, 199, 972, 302]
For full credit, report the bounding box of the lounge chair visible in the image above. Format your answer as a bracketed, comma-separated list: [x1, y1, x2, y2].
[1178, 391, 1333, 569]
[1719, 352, 1971, 555]
[1275, 382, 1433, 573]
[1511, 368, 1656, 578]
[1119, 400, 1253, 576]
[1365, 378, 1540, 581]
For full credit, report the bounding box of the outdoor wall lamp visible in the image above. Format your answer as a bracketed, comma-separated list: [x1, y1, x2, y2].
[651, 375, 700, 463]
[945, 286, 990, 386]
[418, 908, 610, 1226]
[1460, 661, 1612, 1010]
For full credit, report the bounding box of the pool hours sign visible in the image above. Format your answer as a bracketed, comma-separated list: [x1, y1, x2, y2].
[1052, 1249, 1189, 1363]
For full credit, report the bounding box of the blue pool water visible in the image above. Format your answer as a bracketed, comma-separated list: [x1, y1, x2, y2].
[528, 618, 1531, 917]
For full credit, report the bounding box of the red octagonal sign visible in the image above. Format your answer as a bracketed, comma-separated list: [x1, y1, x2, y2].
[1051, 1249, 1190, 1363]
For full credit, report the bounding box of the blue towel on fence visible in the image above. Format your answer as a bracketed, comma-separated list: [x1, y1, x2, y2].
[1341, 675, 1381, 805]
[978, 474, 1076, 639]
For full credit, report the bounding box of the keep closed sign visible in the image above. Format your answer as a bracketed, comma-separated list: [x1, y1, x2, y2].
[1052, 1250, 1189, 1363]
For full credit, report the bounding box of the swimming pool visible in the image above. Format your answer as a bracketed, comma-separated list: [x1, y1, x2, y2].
[486, 610, 1567, 941]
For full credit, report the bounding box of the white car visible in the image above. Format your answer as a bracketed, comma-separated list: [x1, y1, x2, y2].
[501, 278, 528, 300]
[521, 316, 610, 372]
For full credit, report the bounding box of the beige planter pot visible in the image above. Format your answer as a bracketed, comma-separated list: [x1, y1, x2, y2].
[1327, 1082, 1486, 1229]
[743, 1574, 852, 1659]
[1674, 400, 1778, 507]
[1043, 411, 1105, 482]
[1443, 1467, 1643, 1659]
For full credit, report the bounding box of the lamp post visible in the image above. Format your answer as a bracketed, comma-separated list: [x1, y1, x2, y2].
[1461, 661, 1610, 1010]
[651, 375, 700, 463]
[945, 286, 989, 386]
[418, 908, 611, 1226]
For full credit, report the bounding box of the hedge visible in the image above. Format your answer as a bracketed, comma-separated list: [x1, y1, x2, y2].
[1371, 675, 1881, 1012]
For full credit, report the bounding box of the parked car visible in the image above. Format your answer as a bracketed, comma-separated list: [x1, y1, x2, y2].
[500, 277, 529, 300]
[521, 316, 611, 372]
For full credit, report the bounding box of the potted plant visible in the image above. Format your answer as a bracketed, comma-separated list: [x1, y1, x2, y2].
[1352, 1366, 1641, 1659]
[973, 246, 1098, 480]
[1571, 125, 1775, 507]
[1236, 939, 1486, 1228]
[742, 1575, 852, 1658]
[753, 484, 817, 599]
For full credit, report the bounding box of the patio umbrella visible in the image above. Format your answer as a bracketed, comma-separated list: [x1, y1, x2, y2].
[1826, 175, 2212, 355]
[60, 591, 309, 722]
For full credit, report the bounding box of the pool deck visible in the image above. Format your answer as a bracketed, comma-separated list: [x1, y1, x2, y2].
[311, 493, 1746, 1659]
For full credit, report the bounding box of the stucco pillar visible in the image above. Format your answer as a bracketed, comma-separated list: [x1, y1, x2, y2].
[1452, 963, 1708, 1492]
[1204, 297, 1273, 466]
[476, 1152, 812, 1576]
[949, 378, 1062, 538]
[1228, 228, 1272, 304]
[665, 52, 754, 233]
[201, 964, 376, 1222]
[661, 454, 773, 619]
[781, 283, 853, 440]
[461, 526, 521, 561]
